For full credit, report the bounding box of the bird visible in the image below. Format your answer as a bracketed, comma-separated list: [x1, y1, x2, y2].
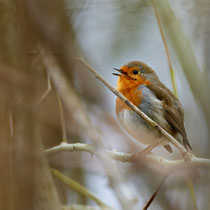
[113, 61, 192, 154]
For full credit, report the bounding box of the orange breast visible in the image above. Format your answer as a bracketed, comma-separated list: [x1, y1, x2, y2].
[115, 74, 151, 114]
[116, 86, 142, 114]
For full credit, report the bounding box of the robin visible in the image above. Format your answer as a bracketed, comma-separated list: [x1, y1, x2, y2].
[113, 61, 192, 153]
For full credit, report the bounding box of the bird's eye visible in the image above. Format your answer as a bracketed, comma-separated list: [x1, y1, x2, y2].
[132, 70, 139, 75]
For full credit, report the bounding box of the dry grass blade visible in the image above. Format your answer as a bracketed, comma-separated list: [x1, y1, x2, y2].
[51, 168, 113, 209]
[143, 176, 167, 210]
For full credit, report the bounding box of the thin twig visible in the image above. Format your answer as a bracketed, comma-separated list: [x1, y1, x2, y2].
[35, 74, 51, 106]
[78, 57, 193, 160]
[50, 168, 113, 209]
[186, 178, 198, 210]
[143, 176, 167, 210]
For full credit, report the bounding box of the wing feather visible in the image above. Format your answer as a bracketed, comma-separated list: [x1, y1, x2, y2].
[148, 83, 192, 151]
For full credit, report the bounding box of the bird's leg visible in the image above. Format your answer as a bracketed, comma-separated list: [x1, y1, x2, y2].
[135, 141, 162, 159]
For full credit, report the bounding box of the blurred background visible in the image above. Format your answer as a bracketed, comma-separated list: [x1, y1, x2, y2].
[0, 0, 209, 209]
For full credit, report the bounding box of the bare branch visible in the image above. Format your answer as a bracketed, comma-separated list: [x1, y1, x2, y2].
[46, 143, 210, 173]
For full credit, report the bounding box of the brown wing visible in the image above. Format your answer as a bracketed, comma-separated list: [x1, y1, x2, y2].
[148, 83, 192, 151]
[163, 104, 192, 150]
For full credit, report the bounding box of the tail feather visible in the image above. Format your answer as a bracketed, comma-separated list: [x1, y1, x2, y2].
[163, 144, 173, 153]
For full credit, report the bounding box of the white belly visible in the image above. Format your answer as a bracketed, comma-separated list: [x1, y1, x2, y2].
[117, 109, 168, 146]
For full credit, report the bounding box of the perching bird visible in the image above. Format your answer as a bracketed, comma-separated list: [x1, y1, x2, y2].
[113, 61, 192, 153]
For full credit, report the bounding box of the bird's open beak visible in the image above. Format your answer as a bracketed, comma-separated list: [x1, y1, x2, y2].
[112, 68, 127, 76]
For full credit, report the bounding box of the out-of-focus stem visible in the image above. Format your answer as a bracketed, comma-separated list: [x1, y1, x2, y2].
[152, 2, 202, 209]
[152, 0, 178, 97]
[56, 94, 67, 142]
[50, 168, 112, 209]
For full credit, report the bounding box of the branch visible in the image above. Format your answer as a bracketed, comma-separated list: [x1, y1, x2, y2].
[78, 58, 192, 160]
[46, 143, 210, 173]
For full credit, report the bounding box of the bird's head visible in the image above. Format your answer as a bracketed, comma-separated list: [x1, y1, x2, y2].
[113, 61, 158, 90]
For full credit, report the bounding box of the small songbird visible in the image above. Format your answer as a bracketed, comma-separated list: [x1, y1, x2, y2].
[113, 61, 192, 153]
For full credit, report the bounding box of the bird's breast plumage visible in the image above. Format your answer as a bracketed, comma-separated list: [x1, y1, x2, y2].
[116, 86, 142, 114]
[116, 84, 171, 145]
